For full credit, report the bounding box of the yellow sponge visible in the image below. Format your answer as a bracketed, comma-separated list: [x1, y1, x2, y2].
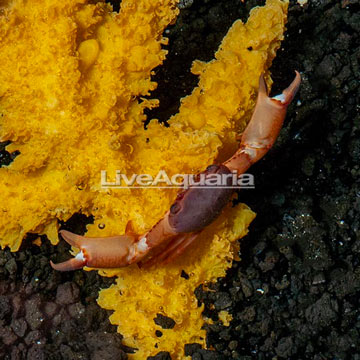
[0, 0, 289, 358]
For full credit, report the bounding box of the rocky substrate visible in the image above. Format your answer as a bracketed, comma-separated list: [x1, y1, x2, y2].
[0, 0, 359, 359]
[0, 228, 130, 360]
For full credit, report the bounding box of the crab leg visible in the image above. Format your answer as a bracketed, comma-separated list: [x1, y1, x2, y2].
[50, 71, 301, 271]
[140, 232, 201, 267]
[51, 217, 178, 271]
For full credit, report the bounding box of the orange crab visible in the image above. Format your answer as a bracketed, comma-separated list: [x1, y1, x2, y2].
[51, 71, 301, 271]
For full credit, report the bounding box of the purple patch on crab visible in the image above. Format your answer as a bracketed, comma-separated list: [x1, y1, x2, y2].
[168, 164, 234, 233]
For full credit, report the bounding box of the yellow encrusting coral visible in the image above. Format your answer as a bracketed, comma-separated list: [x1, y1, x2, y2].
[0, 0, 289, 358]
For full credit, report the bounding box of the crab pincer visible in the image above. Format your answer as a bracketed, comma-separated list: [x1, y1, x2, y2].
[50, 230, 139, 271]
[50, 71, 301, 271]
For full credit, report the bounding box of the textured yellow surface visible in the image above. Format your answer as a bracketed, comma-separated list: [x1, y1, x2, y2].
[218, 310, 233, 327]
[0, 0, 288, 358]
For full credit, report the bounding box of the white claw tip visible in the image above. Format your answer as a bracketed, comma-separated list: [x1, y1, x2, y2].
[271, 93, 286, 104]
[137, 237, 149, 252]
[75, 250, 85, 262]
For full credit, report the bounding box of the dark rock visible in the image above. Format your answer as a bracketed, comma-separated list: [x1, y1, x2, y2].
[185, 343, 202, 356]
[328, 268, 360, 297]
[11, 318, 28, 337]
[85, 331, 124, 351]
[43, 301, 59, 319]
[181, 270, 190, 279]
[258, 251, 280, 272]
[27, 345, 46, 360]
[147, 351, 172, 360]
[153, 314, 176, 329]
[219, 328, 231, 341]
[10, 344, 27, 360]
[0, 295, 11, 320]
[92, 348, 127, 360]
[56, 282, 80, 305]
[276, 337, 295, 358]
[228, 340, 238, 350]
[59, 344, 79, 359]
[239, 306, 256, 323]
[239, 276, 253, 298]
[305, 293, 338, 328]
[347, 12, 360, 32]
[194, 349, 226, 360]
[5, 258, 17, 276]
[214, 292, 232, 310]
[25, 295, 43, 330]
[11, 293, 25, 319]
[67, 302, 86, 319]
[0, 325, 18, 345]
[24, 330, 44, 346]
[316, 54, 342, 79]
[290, 214, 332, 271]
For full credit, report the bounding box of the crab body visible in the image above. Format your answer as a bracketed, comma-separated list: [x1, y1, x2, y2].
[51, 71, 301, 271]
[168, 164, 234, 233]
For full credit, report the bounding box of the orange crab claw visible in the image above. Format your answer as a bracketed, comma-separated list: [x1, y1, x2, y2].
[271, 70, 301, 106]
[50, 254, 87, 271]
[224, 71, 301, 175]
[50, 230, 138, 271]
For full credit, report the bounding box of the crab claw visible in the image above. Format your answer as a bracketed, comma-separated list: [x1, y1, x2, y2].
[224, 71, 301, 175]
[50, 230, 138, 271]
[50, 251, 87, 271]
[269, 70, 301, 106]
